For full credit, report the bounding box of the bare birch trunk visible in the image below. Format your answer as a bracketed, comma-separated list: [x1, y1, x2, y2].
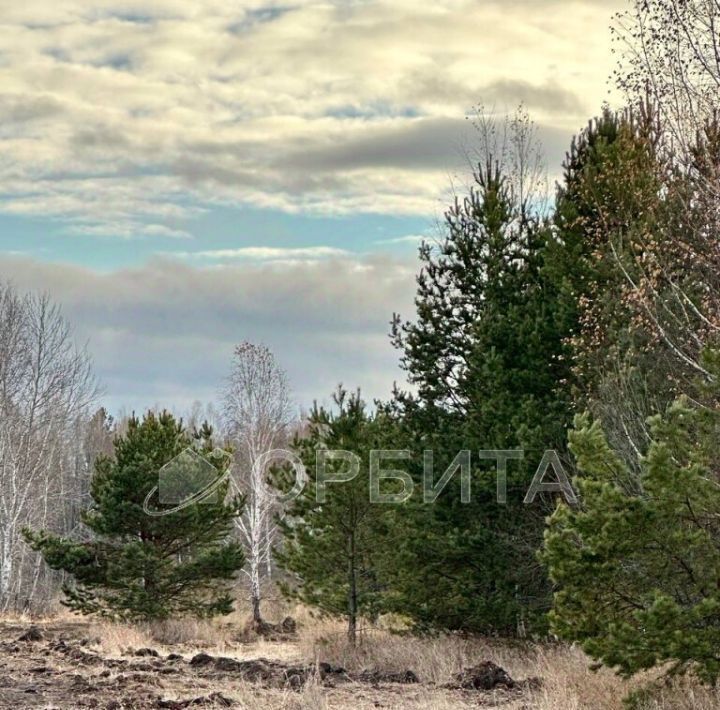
[0, 285, 96, 612]
[222, 343, 293, 626]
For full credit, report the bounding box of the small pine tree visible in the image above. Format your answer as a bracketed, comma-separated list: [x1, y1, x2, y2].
[542, 348, 720, 684]
[275, 388, 391, 645]
[24, 411, 245, 621]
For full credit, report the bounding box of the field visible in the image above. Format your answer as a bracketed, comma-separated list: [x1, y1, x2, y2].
[1, 606, 718, 710]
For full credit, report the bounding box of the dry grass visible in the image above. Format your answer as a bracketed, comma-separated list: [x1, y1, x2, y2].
[92, 620, 155, 656]
[6, 604, 720, 708]
[297, 615, 720, 709]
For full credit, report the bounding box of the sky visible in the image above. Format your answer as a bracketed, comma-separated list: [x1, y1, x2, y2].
[0, 0, 624, 415]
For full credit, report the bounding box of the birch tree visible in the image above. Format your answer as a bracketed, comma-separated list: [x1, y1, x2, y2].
[614, 0, 720, 166]
[222, 343, 292, 626]
[0, 285, 96, 612]
[611, 0, 720, 388]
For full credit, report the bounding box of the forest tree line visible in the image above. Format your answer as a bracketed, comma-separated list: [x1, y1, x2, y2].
[4, 0, 720, 689]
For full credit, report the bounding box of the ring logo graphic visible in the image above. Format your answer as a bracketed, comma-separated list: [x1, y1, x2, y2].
[143, 448, 231, 517]
[143, 447, 307, 517]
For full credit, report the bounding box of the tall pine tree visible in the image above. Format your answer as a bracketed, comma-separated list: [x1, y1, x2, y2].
[549, 104, 681, 461]
[388, 128, 573, 633]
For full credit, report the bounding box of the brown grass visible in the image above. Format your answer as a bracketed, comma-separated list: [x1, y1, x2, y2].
[6, 604, 720, 708]
[297, 614, 720, 709]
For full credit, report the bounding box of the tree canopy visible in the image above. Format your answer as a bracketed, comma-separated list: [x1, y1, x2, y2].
[25, 411, 245, 621]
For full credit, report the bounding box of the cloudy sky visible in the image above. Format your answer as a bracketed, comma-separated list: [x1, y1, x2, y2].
[0, 0, 624, 415]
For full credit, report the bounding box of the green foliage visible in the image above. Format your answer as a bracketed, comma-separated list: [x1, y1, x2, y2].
[24, 411, 245, 621]
[543, 350, 720, 683]
[552, 107, 664, 392]
[388, 149, 574, 635]
[551, 103, 712, 462]
[382, 104, 709, 638]
[275, 388, 393, 644]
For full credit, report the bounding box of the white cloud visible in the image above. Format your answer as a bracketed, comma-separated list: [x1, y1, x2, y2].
[0, 252, 418, 413]
[0, 0, 624, 236]
[376, 234, 428, 245]
[172, 246, 351, 261]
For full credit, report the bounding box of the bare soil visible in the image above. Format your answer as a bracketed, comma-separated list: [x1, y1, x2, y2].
[0, 619, 540, 709]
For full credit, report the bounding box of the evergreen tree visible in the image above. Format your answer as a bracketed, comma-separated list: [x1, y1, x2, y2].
[276, 388, 392, 645]
[24, 411, 245, 621]
[550, 104, 685, 460]
[385, 106, 676, 635]
[388, 143, 573, 634]
[542, 348, 720, 684]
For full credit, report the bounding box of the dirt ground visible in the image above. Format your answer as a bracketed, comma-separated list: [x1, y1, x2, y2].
[0, 618, 538, 709]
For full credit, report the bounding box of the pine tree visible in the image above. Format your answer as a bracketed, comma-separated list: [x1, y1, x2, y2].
[542, 348, 720, 684]
[550, 105, 682, 459]
[388, 151, 573, 634]
[276, 388, 392, 645]
[24, 411, 245, 621]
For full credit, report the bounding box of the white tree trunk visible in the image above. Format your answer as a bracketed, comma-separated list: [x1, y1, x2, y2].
[222, 343, 293, 626]
[0, 285, 96, 612]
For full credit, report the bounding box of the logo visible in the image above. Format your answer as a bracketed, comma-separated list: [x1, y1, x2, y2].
[143, 448, 231, 516]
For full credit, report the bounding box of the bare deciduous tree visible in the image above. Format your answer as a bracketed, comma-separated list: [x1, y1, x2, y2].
[465, 104, 550, 220]
[222, 343, 293, 627]
[0, 285, 96, 612]
[610, 2, 720, 393]
[614, 0, 720, 165]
